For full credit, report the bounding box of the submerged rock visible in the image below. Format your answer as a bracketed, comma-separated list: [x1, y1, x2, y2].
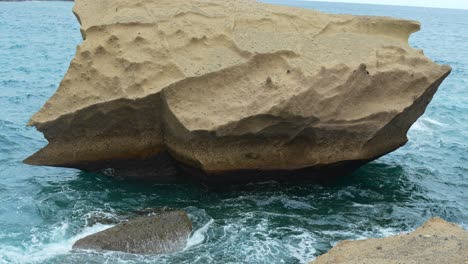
[73, 210, 192, 254]
[25, 0, 451, 182]
[311, 218, 468, 264]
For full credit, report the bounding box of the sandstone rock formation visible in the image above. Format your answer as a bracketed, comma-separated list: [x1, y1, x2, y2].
[311, 218, 468, 264]
[73, 210, 192, 254]
[24, 0, 451, 182]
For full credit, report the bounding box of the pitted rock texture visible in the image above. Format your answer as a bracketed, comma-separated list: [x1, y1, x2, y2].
[73, 210, 192, 254]
[310, 218, 468, 264]
[25, 0, 451, 181]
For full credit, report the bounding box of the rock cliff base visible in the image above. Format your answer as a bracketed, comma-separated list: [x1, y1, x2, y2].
[311, 218, 468, 264]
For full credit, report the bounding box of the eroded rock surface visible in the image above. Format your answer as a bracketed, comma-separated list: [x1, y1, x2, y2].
[311, 218, 468, 264]
[25, 0, 451, 181]
[73, 210, 192, 254]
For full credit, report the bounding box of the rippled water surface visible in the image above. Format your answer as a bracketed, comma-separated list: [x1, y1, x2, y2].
[0, 1, 467, 263]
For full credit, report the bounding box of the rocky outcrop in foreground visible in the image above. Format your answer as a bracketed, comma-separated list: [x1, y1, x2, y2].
[311, 218, 468, 264]
[73, 210, 192, 254]
[25, 0, 451, 182]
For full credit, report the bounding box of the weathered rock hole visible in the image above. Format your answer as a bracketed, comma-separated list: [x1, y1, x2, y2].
[94, 46, 106, 55]
[135, 36, 145, 42]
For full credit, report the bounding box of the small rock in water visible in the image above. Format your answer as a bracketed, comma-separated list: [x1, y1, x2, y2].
[73, 210, 192, 254]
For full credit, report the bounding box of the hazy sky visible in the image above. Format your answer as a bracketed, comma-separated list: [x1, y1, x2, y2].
[308, 0, 468, 10]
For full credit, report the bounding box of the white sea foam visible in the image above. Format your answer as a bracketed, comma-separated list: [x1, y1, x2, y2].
[410, 119, 431, 133]
[218, 213, 318, 264]
[284, 232, 317, 264]
[411, 116, 446, 134]
[351, 202, 375, 208]
[184, 219, 214, 250]
[0, 223, 113, 264]
[359, 227, 400, 240]
[422, 117, 446, 127]
[254, 195, 315, 210]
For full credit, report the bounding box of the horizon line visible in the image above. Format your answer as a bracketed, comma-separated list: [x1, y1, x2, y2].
[302, 0, 468, 11]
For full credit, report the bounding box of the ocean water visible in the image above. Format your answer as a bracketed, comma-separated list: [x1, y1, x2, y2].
[0, 1, 467, 263]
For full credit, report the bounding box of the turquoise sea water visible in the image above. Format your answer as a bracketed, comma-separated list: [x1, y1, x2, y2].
[0, 1, 467, 263]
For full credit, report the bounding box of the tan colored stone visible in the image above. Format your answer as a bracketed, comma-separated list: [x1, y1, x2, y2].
[311, 218, 468, 264]
[25, 0, 451, 181]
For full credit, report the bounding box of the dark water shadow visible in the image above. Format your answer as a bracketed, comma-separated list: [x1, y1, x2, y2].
[54, 160, 427, 211]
